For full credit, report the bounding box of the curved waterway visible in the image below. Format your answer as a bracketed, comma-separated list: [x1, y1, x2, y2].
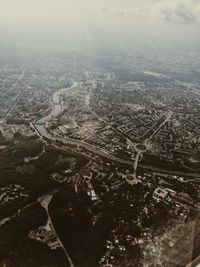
[37, 82, 78, 124]
[34, 82, 78, 138]
[33, 82, 134, 167]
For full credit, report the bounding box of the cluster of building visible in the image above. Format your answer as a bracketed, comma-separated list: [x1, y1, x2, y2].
[47, 82, 134, 158]
[0, 184, 29, 205]
[150, 113, 200, 163]
[1, 123, 36, 140]
[153, 187, 189, 217]
[28, 225, 60, 250]
[0, 66, 72, 125]
[90, 81, 164, 142]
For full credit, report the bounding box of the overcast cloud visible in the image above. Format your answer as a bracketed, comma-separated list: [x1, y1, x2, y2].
[0, 0, 200, 47]
[0, 0, 200, 26]
[85, 0, 200, 25]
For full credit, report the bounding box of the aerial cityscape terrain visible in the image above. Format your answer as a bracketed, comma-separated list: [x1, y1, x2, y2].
[0, 43, 200, 267]
[1, 0, 200, 267]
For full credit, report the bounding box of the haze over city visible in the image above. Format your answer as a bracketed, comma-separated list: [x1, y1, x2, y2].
[0, 1, 200, 267]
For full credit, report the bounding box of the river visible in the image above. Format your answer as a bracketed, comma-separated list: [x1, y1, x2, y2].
[37, 82, 78, 124]
[33, 82, 134, 167]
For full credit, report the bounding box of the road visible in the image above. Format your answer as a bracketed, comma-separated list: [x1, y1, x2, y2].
[133, 152, 141, 178]
[0, 200, 37, 227]
[85, 89, 139, 151]
[1, 71, 25, 119]
[139, 164, 200, 178]
[32, 81, 135, 167]
[33, 122, 134, 167]
[186, 254, 200, 267]
[0, 188, 58, 228]
[1, 70, 24, 98]
[0, 185, 87, 267]
[33, 82, 174, 178]
[145, 110, 173, 143]
[39, 192, 75, 267]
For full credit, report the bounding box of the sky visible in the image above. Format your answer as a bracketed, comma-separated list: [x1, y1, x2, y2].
[0, 0, 200, 26]
[0, 0, 200, 45]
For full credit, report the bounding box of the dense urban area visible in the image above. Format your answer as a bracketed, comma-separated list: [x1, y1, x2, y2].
[0, 44, 200, 267]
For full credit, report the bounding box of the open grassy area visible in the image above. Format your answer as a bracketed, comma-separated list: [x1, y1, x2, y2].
[0, 138, 85, 220]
